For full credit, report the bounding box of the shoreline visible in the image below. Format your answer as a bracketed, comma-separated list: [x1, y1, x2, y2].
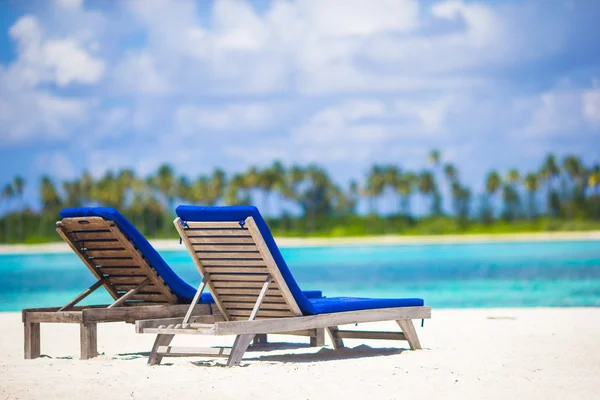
[0, 230, 599, 255]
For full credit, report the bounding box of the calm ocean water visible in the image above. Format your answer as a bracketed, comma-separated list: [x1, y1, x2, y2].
[2, 240, 599, 311]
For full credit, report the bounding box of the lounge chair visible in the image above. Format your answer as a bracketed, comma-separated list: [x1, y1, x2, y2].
[136, 206, 431, 366]
[23, 207, 324, 360]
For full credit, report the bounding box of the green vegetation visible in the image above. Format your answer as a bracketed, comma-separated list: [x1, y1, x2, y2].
[1, 152, 600, 244]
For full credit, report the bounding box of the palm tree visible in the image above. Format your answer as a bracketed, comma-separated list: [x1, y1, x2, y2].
[2, 183, 14, 242]
[418, 171, 436, 216]
[428, 150, 442, 215]
[156, 164, 176, 209]
[482, 170, 502, 223]
[40, 176, 61, 211]
[428, 149, 441, 167]
[12, 176, 25, 241]
[540, 154, 561, 217]
[208, 168, 226, 206]
[562, 155, 586, 219]
[365, 165, 385, 215]
[395, 172, 415, 217]
[523, 173, 539, 219]
[444, 163, 458, 216]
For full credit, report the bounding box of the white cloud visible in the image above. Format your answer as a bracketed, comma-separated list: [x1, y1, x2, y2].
[175, 103, 279, 133]
[9, 16, 104, 87]
[55, 0, 83, 9]
[33, 152, 77, 179]
[520, 86, 600, 136]
[583, 88, 600, 126]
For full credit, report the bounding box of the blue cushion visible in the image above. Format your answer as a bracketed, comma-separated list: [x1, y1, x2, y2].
[176, 205, 425, 316]
[60, 207, 323, 306]
[310, 297, 424, 314]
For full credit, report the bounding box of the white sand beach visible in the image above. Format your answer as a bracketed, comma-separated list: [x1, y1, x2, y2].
[1, 230, 599, 254]
[1, 308, 598, 399]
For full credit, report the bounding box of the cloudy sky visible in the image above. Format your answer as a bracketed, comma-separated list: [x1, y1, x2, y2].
[0, 0, 599, 209]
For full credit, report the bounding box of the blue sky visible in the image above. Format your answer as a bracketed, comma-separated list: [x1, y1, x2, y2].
[0, 0, 599, 211]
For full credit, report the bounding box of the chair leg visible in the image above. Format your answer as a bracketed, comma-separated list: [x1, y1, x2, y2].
[227, 334, 255, 367]
[80, 323, 98, 360]
[24, 322, 41, 359]
[310, 328, 325, 347]
[148, 334, 175, 366]
[253, 334, 268, 345]
[325, 326, 345, 349]
[396, 319, 421, 350]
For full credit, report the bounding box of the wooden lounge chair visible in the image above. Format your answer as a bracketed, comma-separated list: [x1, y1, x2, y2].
[23, 207, 219, 360]
[23, 207, 324, 360]
[136, 206, 431, 367]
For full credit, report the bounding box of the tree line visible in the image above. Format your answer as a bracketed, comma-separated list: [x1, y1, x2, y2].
[1, 151, 599, 243]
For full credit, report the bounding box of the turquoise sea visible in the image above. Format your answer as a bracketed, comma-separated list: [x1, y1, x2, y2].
[2, 240, 600, 311]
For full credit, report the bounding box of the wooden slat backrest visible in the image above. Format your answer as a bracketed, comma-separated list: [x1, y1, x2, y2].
[56, 216, 178, 306]
[175, 217, 302, 321]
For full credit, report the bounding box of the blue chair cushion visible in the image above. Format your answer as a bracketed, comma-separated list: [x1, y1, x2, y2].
[310, 297, 424, 314]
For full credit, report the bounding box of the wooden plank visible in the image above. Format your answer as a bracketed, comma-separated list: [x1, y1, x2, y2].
[220, 295, 285, 303]
[128, 294, 169, 302]
[148, 334, 174, 365]
[107, 276, 149, 284]
[24, 322, 41, 359]
[77, 240, 121, 249]
[202, 260, 267, 267]
[83, 304, 212, 323]
[212, 281, 281, 289]
[174, 217, 230, 321]
[192, 244, 259, 252]
[93, 259, 140, 267]
[97, 267, 145, 276]
[69, 231, 116, 241]
[156, 345, 233, 358]
[80, 323, 98, 359]
[186, 230, 251, 237]
[182, 275, 209, 326]
[140, 327, 216, 335]
[58, 279, 105, 311]
[187, 237, 255, 244]
[210, 274, 270, 282]
[204, 266, 269, 274]
[216, 288, 282, 295]
[84, 249, 132, 258]
[245, 217, 303, 317]
[214, 306, 432, 336]
[183, 221, 244, 229]
[397, 319, 421, 350]
[248, 275, 272, 320]
[25, 311, 83, 323]
[113, 284, 159, 292]
[222, 302, 291, 310]
[61, 217, 112, 232]
[277, 329, 317, 337]
[311, 328, 325, 347]
[334, 330, 407, 340]
[227, 334, 255, 366]
[196, 252, 262, 259]
[229, 310, 295, 318]
[326, 326, 344, 349]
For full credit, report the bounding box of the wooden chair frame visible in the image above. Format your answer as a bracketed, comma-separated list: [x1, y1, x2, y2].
[136, 216, 431, 367]
[23, 216, 213, 360]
